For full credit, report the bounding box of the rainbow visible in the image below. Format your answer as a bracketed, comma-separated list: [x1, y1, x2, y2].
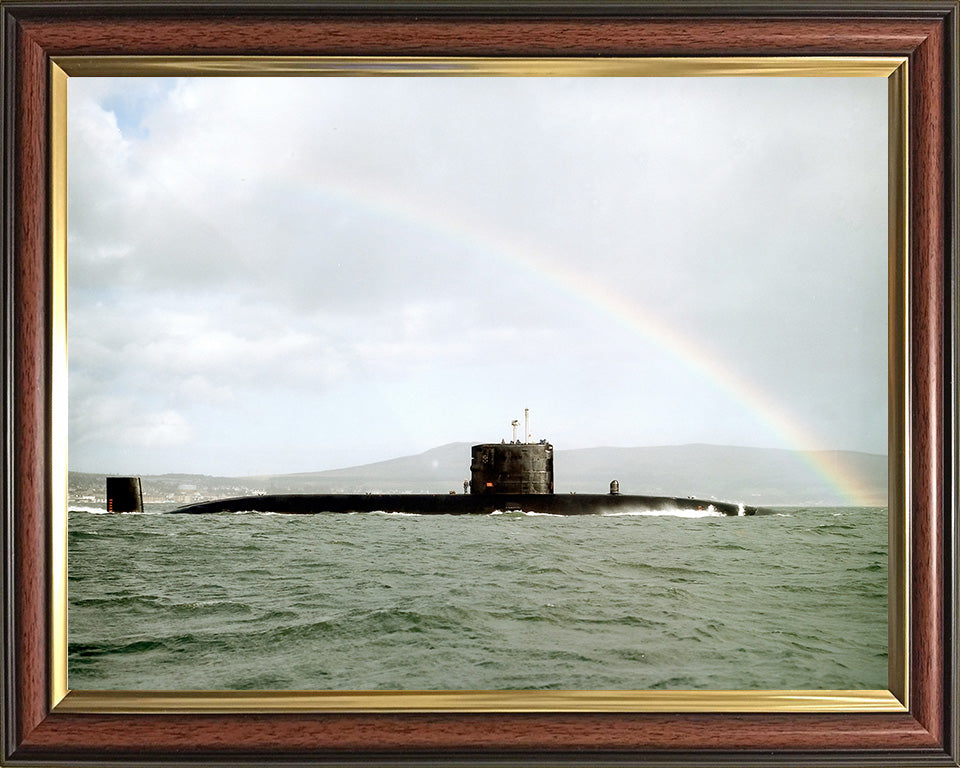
[300, 177, 882, 506]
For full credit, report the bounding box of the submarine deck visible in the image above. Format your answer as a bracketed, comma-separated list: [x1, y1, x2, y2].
[172, 493, 770, 516]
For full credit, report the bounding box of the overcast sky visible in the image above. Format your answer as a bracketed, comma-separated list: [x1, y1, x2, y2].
[67, 75, 888, 476]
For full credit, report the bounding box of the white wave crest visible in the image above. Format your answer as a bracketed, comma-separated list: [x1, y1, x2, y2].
[70, 505, 165, 515]
[603, 506, 725, 518]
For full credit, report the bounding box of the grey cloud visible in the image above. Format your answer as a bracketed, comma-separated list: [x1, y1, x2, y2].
[67, 75, 889, 474]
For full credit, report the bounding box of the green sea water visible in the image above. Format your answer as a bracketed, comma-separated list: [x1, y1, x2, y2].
[68, 506, 887, 691]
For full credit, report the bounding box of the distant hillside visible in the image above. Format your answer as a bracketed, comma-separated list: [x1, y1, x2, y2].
[242, 442, 886, 506]
[244, 442, 474, 494]
[555, 444, 886, 506]
[71, 442, 887, 507]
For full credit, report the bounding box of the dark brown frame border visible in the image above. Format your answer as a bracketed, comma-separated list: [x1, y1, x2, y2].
[1, 2, 957, 766]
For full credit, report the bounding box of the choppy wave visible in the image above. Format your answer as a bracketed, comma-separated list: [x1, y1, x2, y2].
[67, 505, 888, 691]
[70, 506, 168, 516]
[602, 506, 725, 518]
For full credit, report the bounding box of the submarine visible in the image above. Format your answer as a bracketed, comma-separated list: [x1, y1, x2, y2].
[105, 412, 770, 517]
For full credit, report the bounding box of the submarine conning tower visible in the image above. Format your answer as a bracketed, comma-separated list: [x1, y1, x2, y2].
[470, 441, 554, 495]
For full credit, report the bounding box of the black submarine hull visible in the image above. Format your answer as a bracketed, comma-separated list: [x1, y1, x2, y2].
[172, 493, 771, 516]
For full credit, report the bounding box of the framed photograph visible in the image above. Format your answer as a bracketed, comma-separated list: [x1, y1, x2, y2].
[2, 2, 956, 766]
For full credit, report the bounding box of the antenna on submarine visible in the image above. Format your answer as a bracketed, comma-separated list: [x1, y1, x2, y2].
[511, 419, 519, 442]
[525, 408, 530, 444]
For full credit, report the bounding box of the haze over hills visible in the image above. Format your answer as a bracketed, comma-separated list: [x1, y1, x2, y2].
[71, 443, 887, 507]
[244, 443, 886, 506]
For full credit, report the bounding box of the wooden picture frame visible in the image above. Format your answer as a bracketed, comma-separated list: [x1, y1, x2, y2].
[2, 2, 956, 765]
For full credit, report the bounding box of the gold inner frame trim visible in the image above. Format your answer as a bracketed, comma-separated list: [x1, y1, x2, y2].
[57, 689, 905, 714]
[54, 55, 905, 78]
[886, 60, 910, 709]
[50, 61, 69, 709]
[49, 55, 910, 715]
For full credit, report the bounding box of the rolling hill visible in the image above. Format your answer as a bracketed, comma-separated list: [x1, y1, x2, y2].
[241, 442, 886, 506]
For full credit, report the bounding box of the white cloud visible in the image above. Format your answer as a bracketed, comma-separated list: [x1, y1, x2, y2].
[67, 75, 889, 474]
[178, 375, 234, 405]
[130, 410, 195, 447]
[70, 395, 194, 449]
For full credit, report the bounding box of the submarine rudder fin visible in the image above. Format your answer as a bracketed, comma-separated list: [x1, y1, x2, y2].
[105, 476, 143, 513]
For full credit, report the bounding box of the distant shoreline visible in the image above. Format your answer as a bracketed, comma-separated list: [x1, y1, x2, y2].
[69, 442, 888, 508]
